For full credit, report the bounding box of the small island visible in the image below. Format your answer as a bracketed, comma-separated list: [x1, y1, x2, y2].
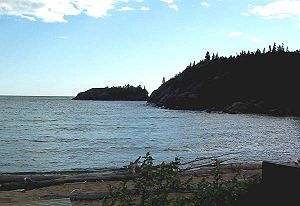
[73, 85, 148, 101]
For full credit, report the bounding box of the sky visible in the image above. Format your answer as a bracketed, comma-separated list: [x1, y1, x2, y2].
[1, 0, 300, 96]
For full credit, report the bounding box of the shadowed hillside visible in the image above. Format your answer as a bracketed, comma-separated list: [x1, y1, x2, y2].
[148, 44, 300, 116]
[73, 85, 148, 101]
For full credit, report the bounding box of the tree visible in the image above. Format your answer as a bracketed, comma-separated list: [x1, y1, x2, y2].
[162, 77, 166, 84]
[269, 45, 272, 53]
[205, 51, 211, 61]
[272, 43, 277, 52]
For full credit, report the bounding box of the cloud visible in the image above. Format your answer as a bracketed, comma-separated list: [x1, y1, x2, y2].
[75, 0, 116, 19]
[168, 4, 178, 11]
[0, 0, 81, 23]
[249, 0, 300, 19]
[140, 6, 149, 11]
[0, 0, 118, 22]
[160, 0, 174, 4]
[160, 0, 178, 11]
[119, 7, 134, 11]
[0, 0, 180, 22]
[201, 1, 210, 7]
[228, 32, 243, 38]
[250, 37, 263, 44]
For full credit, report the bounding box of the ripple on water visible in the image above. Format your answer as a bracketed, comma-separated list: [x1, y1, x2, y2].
[0, 97, 300, 173]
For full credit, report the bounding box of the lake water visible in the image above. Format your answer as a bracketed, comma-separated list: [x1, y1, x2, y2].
[0, 96, 299, 173]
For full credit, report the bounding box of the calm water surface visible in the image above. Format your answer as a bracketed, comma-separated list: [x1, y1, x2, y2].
[0, 96, 299, 173]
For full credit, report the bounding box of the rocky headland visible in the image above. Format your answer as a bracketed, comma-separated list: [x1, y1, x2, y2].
[148, 46, 300, 116]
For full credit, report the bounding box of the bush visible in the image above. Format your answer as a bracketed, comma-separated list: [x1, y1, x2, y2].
[102, 153, 258, 206]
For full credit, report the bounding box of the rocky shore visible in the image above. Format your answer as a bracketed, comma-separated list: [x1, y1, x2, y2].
[148, 51, 300, 116]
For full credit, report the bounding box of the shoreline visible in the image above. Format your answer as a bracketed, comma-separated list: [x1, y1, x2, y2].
[0, 161, 263, 204]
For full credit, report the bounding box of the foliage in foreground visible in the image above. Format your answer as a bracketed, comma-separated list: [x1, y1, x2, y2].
[103, 153, 258, 206]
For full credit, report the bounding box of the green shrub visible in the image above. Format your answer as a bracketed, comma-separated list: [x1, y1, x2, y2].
[102, 153, 258, 206]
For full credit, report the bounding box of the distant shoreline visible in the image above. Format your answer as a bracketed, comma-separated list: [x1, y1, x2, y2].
[0, 95, 74, 98]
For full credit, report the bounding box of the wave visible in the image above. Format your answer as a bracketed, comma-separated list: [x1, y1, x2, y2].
[163, 147, 193, 152]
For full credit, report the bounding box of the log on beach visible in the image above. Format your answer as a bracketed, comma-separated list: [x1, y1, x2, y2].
[70, 191, 110, 201]
[0, 173, 135, 191]
[0, 174, 65, 184]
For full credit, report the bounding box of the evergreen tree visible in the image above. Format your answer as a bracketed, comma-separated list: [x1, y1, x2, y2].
[255, 49, 261, 55]
[205, 51, 211, 61]
[272, 43, 277, 52]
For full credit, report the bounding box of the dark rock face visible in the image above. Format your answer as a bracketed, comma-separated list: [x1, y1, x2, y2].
[148, 52, 300, 116]
[73, 86, 148, 101]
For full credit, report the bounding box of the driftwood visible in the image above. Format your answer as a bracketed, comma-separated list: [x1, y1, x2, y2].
[0, 174, 65, 184]
[70, 191, 110, 201]
[179, 152, 241, 166]
[0, 154, 262, 192]
[0, 173, 136, 191]
[40, 192, 110, 201]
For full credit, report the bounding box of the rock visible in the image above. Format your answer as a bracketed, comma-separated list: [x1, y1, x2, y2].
[225, 102, 250, 114]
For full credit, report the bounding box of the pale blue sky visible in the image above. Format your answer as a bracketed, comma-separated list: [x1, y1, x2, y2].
[1, 0, 300, 96]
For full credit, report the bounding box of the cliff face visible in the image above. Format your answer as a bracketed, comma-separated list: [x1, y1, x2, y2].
[148, 52, 300, 116]
[73, 86, 148, 101]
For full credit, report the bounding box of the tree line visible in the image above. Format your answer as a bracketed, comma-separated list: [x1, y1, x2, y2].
[185, 43, 300, 70]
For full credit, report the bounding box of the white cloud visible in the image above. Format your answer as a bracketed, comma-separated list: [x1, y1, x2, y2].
[160, 0, 174, 4]
[249, 0, 300, 19]
[0, 0, 81, 23]
[0, 0, 179, 22]
[75, 0, 117, 19]
[119, 7, 134, 11]
[160, 0, 178, 11]
[229, 32, 243, 38]
[0, 0, 118, 22]
[168, 4, 178, 11]
[297, 22, 300, 28]
[140, 6, 149, 11]
[201, 1, 210, 7]
[21, 15, 36, 21]
[250, 37, 264, 44]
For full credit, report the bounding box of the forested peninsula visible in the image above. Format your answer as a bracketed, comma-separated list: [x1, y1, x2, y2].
[148, 44, 300, 116]
[73, 85, 148, 101]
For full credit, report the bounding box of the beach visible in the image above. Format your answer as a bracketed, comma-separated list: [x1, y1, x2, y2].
[0, 162, 262, 205]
